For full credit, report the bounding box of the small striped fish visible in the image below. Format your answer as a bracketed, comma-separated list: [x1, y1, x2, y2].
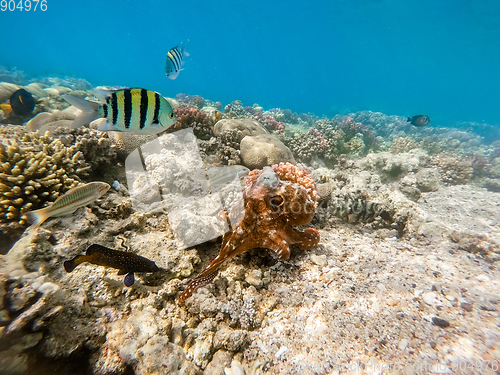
[62, 88, 177, 134]
[26, 181, 110, 227]
[165, 41, 189, 80]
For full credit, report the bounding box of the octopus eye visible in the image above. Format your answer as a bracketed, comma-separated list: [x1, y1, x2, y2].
[269, 194, 284, 207]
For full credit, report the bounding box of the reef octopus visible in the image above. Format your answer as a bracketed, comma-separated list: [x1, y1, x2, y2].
[178, 162, 320, 303]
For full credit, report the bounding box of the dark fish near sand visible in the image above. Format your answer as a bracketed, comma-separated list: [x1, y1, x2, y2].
[26, 181, 110, 227]
[165, 41, 189, 80]
[63, 244, 160, 287]
[0, 88, 36, 116]
[62, 88, 177, 134]
[407, 115, 430, 127]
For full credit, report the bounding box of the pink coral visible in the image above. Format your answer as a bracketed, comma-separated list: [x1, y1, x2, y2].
[170, 107, 214, 139]
[178, 162, 320, 302]
[251, 112, 285, 132]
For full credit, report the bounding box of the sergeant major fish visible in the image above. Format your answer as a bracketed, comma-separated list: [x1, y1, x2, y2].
[165, 41, 189, 80]
[407, 115, 431, 127]
[62, 88, 177, 134]
[26, 181, 110, 227]
[63, 244, 160, 287]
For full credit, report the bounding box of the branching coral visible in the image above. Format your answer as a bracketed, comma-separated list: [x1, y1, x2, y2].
[179, 162, 319, 302]
[197, 130, 242, 166]
[0, 128, 89, 233]
[389, 137, 418, 154]
[214, 130, 242, 165]
[223, 101, 253, 118]
[279, 132, 319, 163]
[251, 112, 285, 132]
[171, 107, 214, 140]
[429, 153, 473, 185]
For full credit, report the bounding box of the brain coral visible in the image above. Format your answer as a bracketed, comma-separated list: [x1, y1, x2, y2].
[0, 126, 89, 234]
[240, 134, 296, 169]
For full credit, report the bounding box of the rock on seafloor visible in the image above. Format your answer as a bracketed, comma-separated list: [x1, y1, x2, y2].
[213, 118, 268, 138]
[240, 134, 296, 169]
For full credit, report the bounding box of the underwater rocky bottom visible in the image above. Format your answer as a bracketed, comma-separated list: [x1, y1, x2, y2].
[0, 78, 499, 374]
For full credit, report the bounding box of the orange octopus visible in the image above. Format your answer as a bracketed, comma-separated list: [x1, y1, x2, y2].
[178, 162, 320, 303]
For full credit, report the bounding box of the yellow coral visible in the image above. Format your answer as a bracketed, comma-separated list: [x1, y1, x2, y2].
[0, 126, 89, 232]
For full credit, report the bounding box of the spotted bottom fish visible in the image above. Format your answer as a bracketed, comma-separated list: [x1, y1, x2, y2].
[26, 181, 110, 227]
[63, 244, 159, 287]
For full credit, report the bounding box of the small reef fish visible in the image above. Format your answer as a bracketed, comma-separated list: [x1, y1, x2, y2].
[62, 88, 177, 134]
[212, 110, 222, 123]
[26, 181, 110, 227]
[63, 244, 159, 287]
[165, 42, 189, 80]
[407, 115, 430, 127]
[0, 88, 36, 116]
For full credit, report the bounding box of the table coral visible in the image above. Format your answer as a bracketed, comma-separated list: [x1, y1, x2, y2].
[179, 162, 320, 302]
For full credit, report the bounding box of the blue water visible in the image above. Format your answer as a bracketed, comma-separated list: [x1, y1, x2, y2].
[1, 0, 500, 125]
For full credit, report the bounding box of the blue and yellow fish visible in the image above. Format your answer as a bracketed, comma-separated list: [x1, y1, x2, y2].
[63, 88, 177, 134]
[165, 41, 189, 80]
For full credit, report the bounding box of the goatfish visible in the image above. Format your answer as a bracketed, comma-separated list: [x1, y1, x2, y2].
[165, 41, 189, 80]
[63, 244, 160, 287]
[407, 115, 431, 127]
[62, 88, 177, 134]
[25, 181, 110, 227]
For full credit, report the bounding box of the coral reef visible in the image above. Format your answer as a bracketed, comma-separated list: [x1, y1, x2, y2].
[389, 136, 419, 154]
[213, 130, 242, 165]
[179, 162, 319, 302]
[197, 129, 242, 165]
[0, 127, 88, 236]
[429, 153, 473, 185]
[223, 100, 252, 118]
[174, 93, 207, 109]
[171, 107, 214, 140]
[1, 73, 500, 374]
[250, 112, 285, 132]
[213, 118, 267, 139]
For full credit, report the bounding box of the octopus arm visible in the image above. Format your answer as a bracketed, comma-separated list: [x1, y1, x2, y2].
[178, 233, 249, 303]
[283, 226, 320, 250]
[265, 231, 292, 260]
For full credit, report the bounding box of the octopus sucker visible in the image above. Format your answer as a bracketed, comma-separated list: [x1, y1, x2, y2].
[178, 162, 320, 303]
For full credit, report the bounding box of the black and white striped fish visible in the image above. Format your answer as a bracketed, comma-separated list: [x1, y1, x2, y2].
[165, 41, 189, 80]
[62, 88, 177, 134]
